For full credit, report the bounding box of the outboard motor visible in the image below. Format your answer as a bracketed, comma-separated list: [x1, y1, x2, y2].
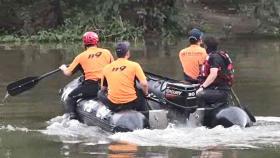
[164, 82, 198, 109]
[147, 79, 198, 110]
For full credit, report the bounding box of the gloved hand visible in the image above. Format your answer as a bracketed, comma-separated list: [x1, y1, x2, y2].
[196, 87, 204, 94]
[59, 64, 67, 71]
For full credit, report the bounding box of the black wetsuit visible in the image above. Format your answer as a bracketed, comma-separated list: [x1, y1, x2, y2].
[66, 80, 99, 118]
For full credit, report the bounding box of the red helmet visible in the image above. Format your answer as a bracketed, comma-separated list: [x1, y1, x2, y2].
[82, 32, 99, 46]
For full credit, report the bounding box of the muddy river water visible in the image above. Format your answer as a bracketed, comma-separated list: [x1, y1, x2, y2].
[0, 38, 279, 157]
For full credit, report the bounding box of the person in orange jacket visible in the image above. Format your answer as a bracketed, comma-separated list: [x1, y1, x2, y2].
[179, 28, 207, 83]
[98, 41, 149, 112]
[60, 32, 114, 119]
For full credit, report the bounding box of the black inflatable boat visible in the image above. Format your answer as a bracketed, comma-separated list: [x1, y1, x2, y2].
[60, 72, 256, 132]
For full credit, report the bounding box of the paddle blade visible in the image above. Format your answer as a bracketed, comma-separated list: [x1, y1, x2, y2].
[7, 77, 39, 96]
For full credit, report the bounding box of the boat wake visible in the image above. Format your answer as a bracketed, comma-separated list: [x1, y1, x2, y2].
[0, 124, 30, 132]
[41, 115, 280, 149]
[40, 114, 111, 144]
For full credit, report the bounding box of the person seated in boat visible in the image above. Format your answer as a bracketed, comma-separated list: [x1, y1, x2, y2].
[59, 31, 114, 119]
[179, 28, 207, 84]
[98, 41, 149, 113]
[196, 36, 234, 107]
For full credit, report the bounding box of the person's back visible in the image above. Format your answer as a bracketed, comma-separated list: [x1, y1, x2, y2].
[179, 45, 207, 80]
[99, 42, 148, 112]
[196, 36, 232, 107]
[70, 47, 113, 81]
[179, 28, 207, 83]
[203, 52, 233, 88]
[103, 58, 145, 104]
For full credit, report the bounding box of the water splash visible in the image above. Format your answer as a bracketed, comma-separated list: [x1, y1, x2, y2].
[1, 92, 10, 105]
[110, 117, 280, 149]
[40, 114, 111, 144]
[0, 124, 30, 132]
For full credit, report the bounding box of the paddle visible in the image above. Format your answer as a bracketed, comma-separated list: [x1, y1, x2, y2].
[6, 68, 61, 96]
[230, 88, 256, 122]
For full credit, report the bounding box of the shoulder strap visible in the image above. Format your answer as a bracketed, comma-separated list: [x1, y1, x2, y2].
[216, 50, 232, 65]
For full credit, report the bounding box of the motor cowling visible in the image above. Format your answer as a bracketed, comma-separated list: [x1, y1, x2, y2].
[164, 83, 198, 109]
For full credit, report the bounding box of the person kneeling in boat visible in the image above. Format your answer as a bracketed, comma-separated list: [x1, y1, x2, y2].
[60, 32, 114, 119]
[196, 36, 234, 107]
[98, 42, 149, 113]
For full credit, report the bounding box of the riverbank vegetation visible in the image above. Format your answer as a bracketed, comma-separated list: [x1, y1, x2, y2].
[0, 0, 181, 43]
[0, 0, 279, 43]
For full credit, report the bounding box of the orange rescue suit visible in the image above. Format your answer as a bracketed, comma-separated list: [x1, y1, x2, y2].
[179, 44, 207, 80]
[102, 58, 146, 104]
[66, 47, 114, 81]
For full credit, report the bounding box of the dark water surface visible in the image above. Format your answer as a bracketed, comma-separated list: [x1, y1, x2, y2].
[0, 38, 279, 158]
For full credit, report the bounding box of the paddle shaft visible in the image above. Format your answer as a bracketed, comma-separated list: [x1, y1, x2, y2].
[37, 68, 61, 81]
[230, 88, 256, 122]
[230, 88, 241, 107]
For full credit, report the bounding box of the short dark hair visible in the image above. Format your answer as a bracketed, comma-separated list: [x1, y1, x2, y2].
[189, 38, 198, 44]
[203, 36, 219, 53]
[116, 42, 130, 58]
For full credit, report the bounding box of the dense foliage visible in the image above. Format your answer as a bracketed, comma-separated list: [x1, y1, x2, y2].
[0, 0, 181, 43]
[0, 0, 278, 43]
